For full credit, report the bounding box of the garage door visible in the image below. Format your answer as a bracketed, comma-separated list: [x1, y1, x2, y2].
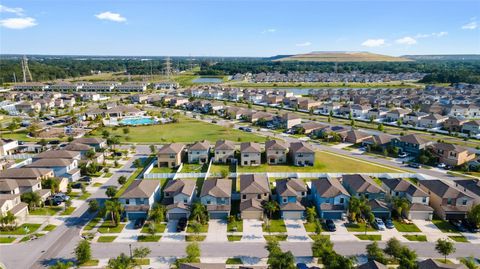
[322, 211, 343, 220]
[210, 212, 228, 219]
[168, 212, 188, 220]
[127, 212, 147, 220]
[409, 211, 433, 220]
[446, 212, 466, 220]
[241, 211, 262, 220]
[282, 211, 304, 219]
[373, 211, 391, 219]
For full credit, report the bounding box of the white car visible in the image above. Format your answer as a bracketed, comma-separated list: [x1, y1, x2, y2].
[398, 152, 408, 158]
[374, 218, 386, 231]
[437, 163, 447, 169]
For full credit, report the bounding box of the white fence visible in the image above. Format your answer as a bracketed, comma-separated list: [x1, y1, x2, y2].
[3, 154, 35, 160]
[9, 158, 32, 168]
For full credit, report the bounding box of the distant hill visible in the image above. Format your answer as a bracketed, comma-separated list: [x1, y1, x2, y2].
[403, 54, 480, 61]
[273, 51, 411, 62]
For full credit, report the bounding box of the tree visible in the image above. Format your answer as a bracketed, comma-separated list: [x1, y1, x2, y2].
[460, 256, 477, 269]
[7, 120, 19, 133]
[27, 122, 40, 137]
[305, 206, 317, 223]
[117, 176, 127, 185]
[148, 203, 166, 223]
[49, 261, 73, 269]
[133, 246, 151, 260]
[133, 159, 142, 168]
[189, 220, 202, 240]
[122, 127, 130, 135]
[435, 238, 455, 263]
[88, 200, 99, 213]
[467, 204, 480, 226]
[262, 200, 279, 220]
[397, 246, 417, 269]
[21, 192, 41, 210]
[378, 123, 384, 132]
[392, 197, 410, 218]
[312, 237, 333, 258]
[190, 202, 208, 224]
[105, 186, 117, 198]
[106, 253, 133, 269]
[105, 199, 122, 226]
[366, 241, 387, 264]
[384, 238, 403, 258]
[315, 219, 322, 235]
[74, 240, 91, 265]
[185, 242, 200, 263]
[102, 130, 110, 139]
[0, 211, 16, 229]
[149, 144, 156, 155]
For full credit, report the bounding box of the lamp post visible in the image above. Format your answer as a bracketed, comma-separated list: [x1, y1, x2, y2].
[129, 243, 132, 259]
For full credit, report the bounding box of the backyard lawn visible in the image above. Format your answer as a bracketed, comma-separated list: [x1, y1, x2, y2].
[150, 166, 177, 174]
[237, 151, 401, 173]
[89, 115, 265, 143]
[180, 163, 208, 173]
[393, 220, 421, 232]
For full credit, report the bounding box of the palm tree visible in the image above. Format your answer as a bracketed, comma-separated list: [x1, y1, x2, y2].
[148, 203, 166, 223]
[392, 197, 410, 218]
[105, 200, 122, 226]
[262, 200, 279, 220]
[190, 202, 208, 224]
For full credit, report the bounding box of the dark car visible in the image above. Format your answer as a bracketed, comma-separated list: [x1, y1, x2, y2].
[48, 140, 60, 145]
[462, 219, 479, 233]
[71, 182, 83, 189]
[296, 263, 308, 269]
[176, 218, 187, 232]
[46, 197, 61, 206]
[408, 163, 421, 169]
[325, 219, 336, 232]
[449, 220, 467, 232]
[79, 176, 92, 184]
[244, 128, 252, 132]
[384, 219, 395, 229]
[134, 218, 145, 229]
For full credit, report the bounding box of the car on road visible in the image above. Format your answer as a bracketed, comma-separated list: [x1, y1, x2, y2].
[407, 162, 421, 169]
[449, 220, 467, 232]
[374, 218, 386, 231]
[384, 218, 394, 229]
[296, 263, 308, 269]
[134, 218, 145, 229]
[437, 163, 447, 169]
[325, 219, 336, 232]
[398, 152, 408, 158]
[176, 218, 187, 232]
[244, 127, 252, 132]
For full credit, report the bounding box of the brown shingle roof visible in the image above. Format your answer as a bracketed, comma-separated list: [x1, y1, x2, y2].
[189, 140, 211, 151]
[158, 143, 185, 154]
[342, 174, 383, 194]
[0, 168, 53, 179]
[312, 177, 350, 198]
[275, 178, 307, 197]
[164, 179, 196, 196]
[289, 142, 314, 154]
[240, 142, 262, 153]
[120, 180, 160, 199]
[200, 178, 231, 198]
[265, 140, 288, 151]
[240, 174, 270, 194]
[35, 150, 80, 159]
[215, 140, 235, 150]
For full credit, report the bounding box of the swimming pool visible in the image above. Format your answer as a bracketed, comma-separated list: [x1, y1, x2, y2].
[119, 117, 157, 126]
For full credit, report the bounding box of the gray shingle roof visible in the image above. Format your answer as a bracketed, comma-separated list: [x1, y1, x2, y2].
[120, 180, 160, 199]
[289, 142, 314, 154]
[312, 177, 350, 198]
[200, 178, 231, 198]
[265, 140, 288, 151]
[240, 142, 262, 153]
[275, 178, 307, 197]
[164, 179, 196, 196]
[240, 174, 270, 194]
[158, 143, 185, 154]
[215, 140, 235, 150]
[342, 174, 383, 194]
[0, 168, 53, 179]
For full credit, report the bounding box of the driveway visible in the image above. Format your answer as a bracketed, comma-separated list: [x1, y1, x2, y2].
[115, 221, 140, 243]
[160, 220, 185, 242]
[241, 219, 265, 242]
[329, 220, 358, 241]
[284, 219, 311, 242]
[331, 143, 353, 149]
[412, 220, 449, 242]
[205, 220, 227, 242]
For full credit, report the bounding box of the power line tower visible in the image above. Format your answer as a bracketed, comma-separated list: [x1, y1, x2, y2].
[21, 55, 33, 83]
[164, 57, 172, 79]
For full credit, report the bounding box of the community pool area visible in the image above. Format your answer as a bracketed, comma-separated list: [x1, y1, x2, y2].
[119, 117, 157, 126]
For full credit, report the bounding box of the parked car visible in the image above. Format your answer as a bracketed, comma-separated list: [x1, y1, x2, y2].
[48, 140, 60, 145]
[244, 127, 252, 132]
[296, 263, 308, 269]
[71, 182, 83, 189]
[325, 219, 336, 232]
[176, 218, 187, 232]
[79, 176, 92, 184]
[449, 220, 467, 232]
[462, 219, 479, 233]
[398, 152, 408, 158]
[374, 218, 386, 231]
[134, 218, 145, 229]
[408, 162, 421, 169]
[238, 126, 245, 131]
[384, 219, 394, 229]
[46, 197, 61, 206]
[437, 163, 447, 169]
[53, 193, 70, 202]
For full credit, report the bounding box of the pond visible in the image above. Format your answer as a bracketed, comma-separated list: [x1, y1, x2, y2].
[192, 77, 223, 83]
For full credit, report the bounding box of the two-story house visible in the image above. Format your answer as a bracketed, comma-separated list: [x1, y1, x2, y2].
[157, 143, 185, 168]
[0, 139, 19, 157]
[214, 140, 236, 164]
[73, 137, 107, 150]
[311, 177, 350, 219]
[289, 142, 315, 166]
[164, 179, 196, 220]
[200, 178, 232, 219]
[430, 143, 476, 167]
[119, 180, 161, 220]
[240, 142, 262, 166]
[342, 174, 385, 201]
[391, 134, 434, 156]
[265, 140, 289, 165]
[418, 113, 448, 128]
[275, 178, 307, 219]
[239, 174, 271, 219]
[26, 158, 80, 182]
[188, 141, 211, 164]
[0, 193, 29, 223]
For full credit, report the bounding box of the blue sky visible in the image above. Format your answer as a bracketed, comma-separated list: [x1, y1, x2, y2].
[1, 0, 479, 57]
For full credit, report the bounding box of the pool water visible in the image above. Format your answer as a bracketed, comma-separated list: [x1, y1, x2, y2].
[119, 117, 157, 125]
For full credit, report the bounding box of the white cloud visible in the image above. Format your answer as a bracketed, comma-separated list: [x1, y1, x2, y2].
[415, 31, 448, 38]
[261, 28, 276, 34]
[462, 21, 478, 30]
[0, 4, 24, 15]
[396, 36, 417, 45]
[361, 39, 385, 47]
[0, 17, 37, 29]
[296, 41, 312, 47]
[95, 11, 126, 22]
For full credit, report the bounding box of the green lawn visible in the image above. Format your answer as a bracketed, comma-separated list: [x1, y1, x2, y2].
[304, 222, 317, 233]
[89, 115, 265, 143]
[186, 235, 206, 242]
[403, 235, 427, 242]
[137, 235, 161, 242]
[264, 235, 288, 241]
[79, 260, 99, 267]
[237, 151, 400, 173]
[0, 224, 41, 235]
[181, 163, 208, 173]
[345, 222, 376, 232]
[150, 166, 176, 174]
[226, 258, 243, 265]
[93, 182, 102, 187]
[20, 234, 45, 242]
[432, 219, 459, 233]
[84, 217, 102, 231]
[60, 206, 76, 215]
[133, 258, 150, 265]
[227, 235, 242, 241]
[393, 220, 421, 232]
[209, 164, 233, 175]
[187, 222, 209, 233]
[104, 173, 113, 178]
[140, 223, 166, 233]
[449, 235, 469, 242]
[29, 206, 63, 216]
[355, 234, 382, 241]
[0, 237, 16, 243]
[42, 224, 57, 232]
[78, 192, 91, 200]
[309, 234, 331, 241]
[227, 220, 243, 232]
[263, 219, 287, 233]
[97, 223, 125, 234]
[97, 236, 117, 243]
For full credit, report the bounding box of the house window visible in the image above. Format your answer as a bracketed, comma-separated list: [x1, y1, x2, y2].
[422, 197, 427, 203]
[447, 198, 452, 205]
[184, 199, 188, 203]
[207, 200, 211, 205]
[462, 199, 467, 206]
[395, 192, 399, 196]
[242, 195, 246, 199]
[126, 199, 130, 204]
[283, 198, 287, 203]
[340, 198, 344, 203]
[165, 193, 169, 197]
[301, 192, 305, 196]
[169, 154, 175, 158]
[257, 194, 261, 199]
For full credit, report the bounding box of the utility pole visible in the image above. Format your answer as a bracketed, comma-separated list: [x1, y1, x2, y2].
[21, 55, 33, 82]
[164, 57, 172, 79]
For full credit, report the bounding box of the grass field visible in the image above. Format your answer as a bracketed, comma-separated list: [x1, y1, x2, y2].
[263, 219, 287, 233]
[181, 163, 208, 173]
[90, 116, 265, 143]
[141, 223, 166, 233]
[0, 224, 41, 235]
[227, 235, 242, 241]
[98, 223, 125, 234]
[227, 220, 243, 232]
[29, 206, 63, 216]
[137, 235, 161, 242]
[0, 237, 16, 244]
[42, 224, 57, 232]
[264, 235, 288, 241]
[60, 206, 76, 215]
[187, 222, 209, 233]
[355, 234, 382, 241]
[84, 217, 102, 231]
[449, 235, 469, 242]
[432, 219, 459, 233]
[238, 151, 400, 173]
[345, 223, 376, 232]
[97, 236, 117, 243]
[226, 258, 243, 265]
[150, 166, 176, 174]
[403, 235, 427, 242]
[393, 220, 421, 232]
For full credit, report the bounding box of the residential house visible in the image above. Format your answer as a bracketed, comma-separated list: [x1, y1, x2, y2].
[179, 263, 226, 269]
[418, 259, 467, 269]
[361, 134, 395, 149]
[214, 140, 236, 164]
[294, 122, 326, 135]
[275, 178, 307, 219]
[341, 174, 385, 201]
[200, 178, 232, 219]
[391, 134, 434, 156]
[119, 180, 161, 220]
[26, 158, 81, 182]
[443, 117, 468, 133]
[418, 113, 448, 128]
[289, 142, 315, 166]
[73, 137, 107, 150]
[188, 141, 210, 164]
[462, 120, 480, 136]
[357, 261, 388, 269]
[403, 111, 428, 126]
[366, 107, 389, 120]
[105, 105, 144, 118]
[239, 174, 270, 219]
[418, 179, 476, 220]
[33, 150, 81, 161]
[0, 167, 54, 181]
[0, 194, 28, 223]
[385, 108, 411, 122]
[164, 179, 196, 220]
[280, 113, 302, 129]
[311, 177, 350, 219]
[454, 179, 480, 202]
[430, 143, 476, 167]
[345, 130, 372, 144]
[0, 139, 18, 156]
[157, 143, 185, 168]
[240, 142, 262, 166]
[265, 140, 288, 165]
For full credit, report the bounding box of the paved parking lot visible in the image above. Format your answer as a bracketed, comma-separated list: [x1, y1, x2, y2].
[160, 220, 185, 242]
[284, 219, 311, 242]
[241, 219, 265, 242]
[205, 220, 228, 242]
